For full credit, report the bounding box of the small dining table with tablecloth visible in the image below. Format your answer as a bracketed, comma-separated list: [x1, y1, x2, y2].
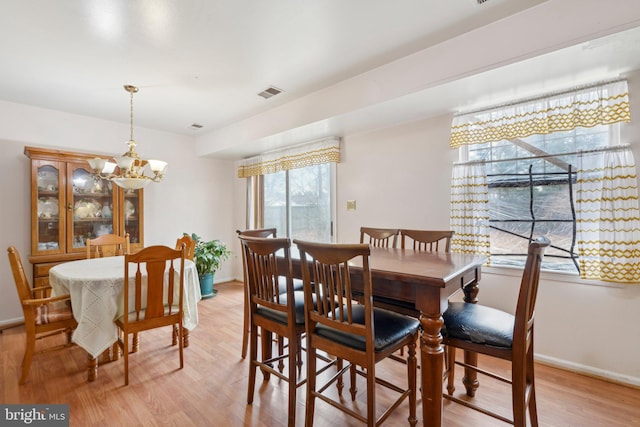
[49, 255, 201, 381]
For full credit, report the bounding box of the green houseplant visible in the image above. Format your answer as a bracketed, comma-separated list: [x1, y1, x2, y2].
[186, 233, 231, 299]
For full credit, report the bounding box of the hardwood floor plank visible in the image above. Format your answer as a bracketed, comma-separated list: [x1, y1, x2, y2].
[2, 281, 639, 426]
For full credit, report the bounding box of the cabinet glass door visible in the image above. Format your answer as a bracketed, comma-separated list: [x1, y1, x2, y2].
[68, 163, 117, 252]
[35, 163, 64, 254]
[121, 188, 143, 250]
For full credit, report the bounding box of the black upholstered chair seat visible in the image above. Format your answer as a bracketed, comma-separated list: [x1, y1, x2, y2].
[256, 291, 310, 324]
[443, 302, 514, 348]
[278, 276, 304, 293]
[316, 305, 420, 352]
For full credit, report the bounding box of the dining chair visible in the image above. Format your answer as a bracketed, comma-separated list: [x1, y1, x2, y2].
[238, 235, 306, 426]
[359, 227, 400, 248]
[115, 245, 186, 385]
[236, 228, 278, 359]
[443, 237, 550, 427]
[86, 233, 130, 259]
[7, 246, 77, 385]
[294, 239, 419, 427]
[400, 229, 454, 252]
[175, 234, 196, 261]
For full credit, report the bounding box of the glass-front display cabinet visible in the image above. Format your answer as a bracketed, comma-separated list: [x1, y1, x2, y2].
[25, 146, 144, 287]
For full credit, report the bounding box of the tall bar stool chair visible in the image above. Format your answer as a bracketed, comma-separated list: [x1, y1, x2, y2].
[295, 239, 420, 426]
[443, 237, 550, 427]
[236, 228, 277, 359]
[239, 235, 306, 426]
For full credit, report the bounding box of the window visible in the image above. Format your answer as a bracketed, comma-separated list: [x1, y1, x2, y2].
[238, 138, 339, 243]
[264, 163, 335, 242]
[463, 124, 616, 272]
[450, 81, 640, 282]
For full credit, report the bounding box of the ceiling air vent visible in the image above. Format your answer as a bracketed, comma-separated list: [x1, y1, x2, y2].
[190, 123, 203, 129]
[476, 0, 490, 4]
[258, 86, 283, 99]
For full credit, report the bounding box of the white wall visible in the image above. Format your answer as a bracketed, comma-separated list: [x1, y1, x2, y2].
[230, 74, 640, 386]
[0, 101, 236, 326]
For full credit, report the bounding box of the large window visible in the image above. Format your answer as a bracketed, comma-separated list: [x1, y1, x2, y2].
[238, 138, 339, 243]
[463, 125, 615, 272]
[450, 81, 640, 283]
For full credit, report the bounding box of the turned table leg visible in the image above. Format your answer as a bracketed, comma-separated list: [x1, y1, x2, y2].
[87, 354, 98, 382]
[420, 310, 444, 427]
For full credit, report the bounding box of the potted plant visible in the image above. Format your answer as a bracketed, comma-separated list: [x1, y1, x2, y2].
[186, 233, 231, 299]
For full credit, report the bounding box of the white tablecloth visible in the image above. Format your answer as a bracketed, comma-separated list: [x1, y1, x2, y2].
[49, 256, 201, 358]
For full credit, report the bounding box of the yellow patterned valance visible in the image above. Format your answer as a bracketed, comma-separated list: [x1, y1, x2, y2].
[237, 138, 340, 178]
[450, 81, 630, 148]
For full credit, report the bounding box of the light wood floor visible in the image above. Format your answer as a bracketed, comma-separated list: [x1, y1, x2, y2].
[2, 281, 639, 426]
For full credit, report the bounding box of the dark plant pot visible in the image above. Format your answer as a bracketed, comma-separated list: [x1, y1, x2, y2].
[199, 272, 217, 299]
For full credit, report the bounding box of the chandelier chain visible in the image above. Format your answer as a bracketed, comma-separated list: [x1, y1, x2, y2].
[130, 88, 134, 142]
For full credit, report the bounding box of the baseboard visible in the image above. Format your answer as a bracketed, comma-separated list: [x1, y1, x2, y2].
[535, 353, 640, 389]
[0, 318, 24, 331]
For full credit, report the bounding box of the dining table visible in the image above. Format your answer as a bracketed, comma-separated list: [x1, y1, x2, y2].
[289, 246, 486, 427]
[49, 255, 201, 382]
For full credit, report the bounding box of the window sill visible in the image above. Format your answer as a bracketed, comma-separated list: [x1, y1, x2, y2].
[481, 264, 626, 288]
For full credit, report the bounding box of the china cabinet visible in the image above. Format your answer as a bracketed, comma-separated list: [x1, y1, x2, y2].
[24, 146, 144, 287]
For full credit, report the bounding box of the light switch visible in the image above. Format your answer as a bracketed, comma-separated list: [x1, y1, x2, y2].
[347, 200, 356, 211]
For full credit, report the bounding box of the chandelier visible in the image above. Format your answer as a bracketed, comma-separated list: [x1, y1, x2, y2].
[88, 85, 167, 190]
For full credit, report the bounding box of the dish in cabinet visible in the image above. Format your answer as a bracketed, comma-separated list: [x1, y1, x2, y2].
[37, 170, 58, 192]
[125, 200, 136, 218]
[74, 199, 102, 219]
[37, 197, 58, 218]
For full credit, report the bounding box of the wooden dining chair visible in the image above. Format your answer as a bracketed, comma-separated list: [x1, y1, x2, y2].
[115, 245, 186, 385]
[175, 234, 196, 261]
[236, 228, 278, 359]
[294, 240, 419, 426]
[86, 233, 130, 259]
[400, 229, 454, 252]
[359, 227, 400, 248]
[443, 237, 550, 427]
[7, 246, 77, 385]
[239, 235, 306, 426]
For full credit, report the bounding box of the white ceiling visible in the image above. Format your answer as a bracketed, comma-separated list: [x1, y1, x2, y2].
[2, 0, 640, 160]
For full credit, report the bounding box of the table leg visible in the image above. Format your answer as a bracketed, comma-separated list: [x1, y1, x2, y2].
[183, 328, 190, 348]
[462, 282, 480, 396]
[87, 354, 97, 382]
[420, 311, 444, 427]
[111, 342, 121, 361]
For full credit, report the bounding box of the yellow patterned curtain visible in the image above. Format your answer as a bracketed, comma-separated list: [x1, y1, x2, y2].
[450, 163, 491, 261]
[576, 147, 640, 283]
[450, 81, 630, 148]
[237, 138, 340, 178]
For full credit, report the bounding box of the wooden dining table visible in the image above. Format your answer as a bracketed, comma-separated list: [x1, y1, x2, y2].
[49, 255, 201, 382]
[290, 246, 486, 427]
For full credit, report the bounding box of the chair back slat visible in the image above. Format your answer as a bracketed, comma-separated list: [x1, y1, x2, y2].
[236, 228, 277, 238]
[296, 241, 372, 340]
[360, 227, 400, 248]
[400, 229, 454, 252]
[7, 246, 32, 304]
[124, 245, 184, 322]
[175, 235, 196, 261]
[87, 233, 130, 259]
[239, 236, 294, 316]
